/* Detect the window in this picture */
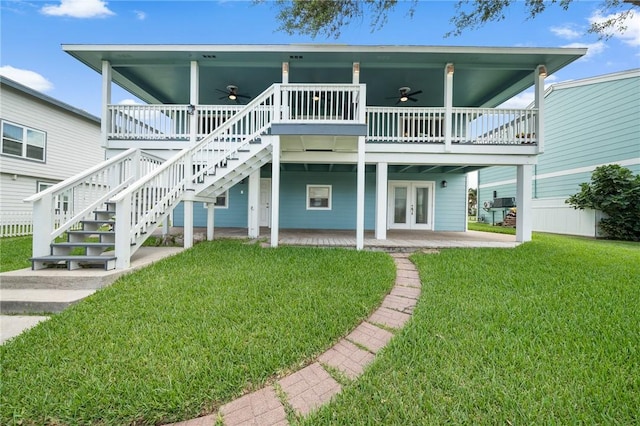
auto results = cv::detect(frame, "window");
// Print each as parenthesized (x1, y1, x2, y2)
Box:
(307, 185, 332, 210)
(204, 190, 229, 209)
(1, 120, 46, 162)
(36, 181, 70, 213)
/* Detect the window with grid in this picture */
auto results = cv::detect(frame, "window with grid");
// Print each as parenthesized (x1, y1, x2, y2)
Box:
(1, 120, 46, 162)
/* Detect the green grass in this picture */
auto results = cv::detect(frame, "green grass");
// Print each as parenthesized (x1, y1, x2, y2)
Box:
(301, 234, 640, 424)
(468, 221, 516, 234)
(0, 236, 32, 272)
(0, 240, 395, 425)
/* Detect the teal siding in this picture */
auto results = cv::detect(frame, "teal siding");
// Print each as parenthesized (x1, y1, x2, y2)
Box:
(479, 72, 640, 213)
(173, 169, 467, 231)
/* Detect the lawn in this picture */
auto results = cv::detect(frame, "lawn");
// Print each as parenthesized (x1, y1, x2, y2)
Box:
(0, 236, 32, 272)
(468, 221, 516, 235)
(302, 234, 640, 424)
(0, 240, 396, 425)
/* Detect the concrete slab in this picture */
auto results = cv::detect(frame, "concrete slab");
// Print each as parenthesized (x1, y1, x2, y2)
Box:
(0, 289, 95, 314)
(0, 315, 49, 344)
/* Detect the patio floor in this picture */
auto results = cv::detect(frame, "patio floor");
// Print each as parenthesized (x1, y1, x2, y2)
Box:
(171, 227, 519, 250)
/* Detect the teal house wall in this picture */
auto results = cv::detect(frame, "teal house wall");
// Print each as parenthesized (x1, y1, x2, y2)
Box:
(478, 69, 640, 234)
(173, 168, 467, 231)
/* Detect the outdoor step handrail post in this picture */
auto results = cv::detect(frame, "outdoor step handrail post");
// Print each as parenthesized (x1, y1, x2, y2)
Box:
(114, 193, 132, 269)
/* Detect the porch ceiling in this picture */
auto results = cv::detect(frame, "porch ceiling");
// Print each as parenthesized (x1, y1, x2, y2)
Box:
(273, 163, 482, 175)
(63, 44, 585, 108)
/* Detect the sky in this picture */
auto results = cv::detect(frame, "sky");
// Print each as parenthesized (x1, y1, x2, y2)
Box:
(0, 0, 639, 187)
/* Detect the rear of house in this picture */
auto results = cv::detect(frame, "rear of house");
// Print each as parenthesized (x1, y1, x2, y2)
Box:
(0, 77, 104, 236)
(478, 69, 640, 237)
(27, 44, 586, 269)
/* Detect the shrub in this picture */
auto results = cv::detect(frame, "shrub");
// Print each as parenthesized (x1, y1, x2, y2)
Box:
(566, 164, 640, 241)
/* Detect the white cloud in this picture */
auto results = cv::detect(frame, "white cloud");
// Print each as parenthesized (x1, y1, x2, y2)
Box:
(499, 76, 559, 109)
(134, 10, 146, 20)
(118, 99, 141, 105)
(590, 10, 640, 47)
(561, 41, 607, 60)
(41, 0, 114, 18)
(551, 25, 581, 40)
(0, 66, 53, 92)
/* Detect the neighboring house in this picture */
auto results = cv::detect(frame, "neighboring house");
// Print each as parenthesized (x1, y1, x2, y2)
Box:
(478, 69, 640, 237)
(0, 77, 104, 236)
(28, 44, 585, 269)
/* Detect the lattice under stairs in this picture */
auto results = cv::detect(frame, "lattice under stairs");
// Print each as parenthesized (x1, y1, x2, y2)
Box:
(30, 202, 117, 270)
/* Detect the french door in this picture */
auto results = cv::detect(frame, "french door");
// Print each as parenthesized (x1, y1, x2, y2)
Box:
(388, 181, 435, 230)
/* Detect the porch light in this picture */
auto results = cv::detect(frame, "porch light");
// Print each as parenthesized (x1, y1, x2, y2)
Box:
(441, 180, 447, 188)
(400, 95, 409, 102)
(538, 65, 548, 77)
(446, 64, 454, 75)
(282, 62, 289, 74)
(313, 92, 321, 101)
(187, 104, 195, 115)
(228, 93, 237, 101)
(353, 62, 360, 74)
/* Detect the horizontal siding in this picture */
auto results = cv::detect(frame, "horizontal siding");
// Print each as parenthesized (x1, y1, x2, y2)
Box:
(174, 169, 467, 231)
(477, 166, 516, 185)
(0, 173, 49, 211)
(0, 85, 104, 182)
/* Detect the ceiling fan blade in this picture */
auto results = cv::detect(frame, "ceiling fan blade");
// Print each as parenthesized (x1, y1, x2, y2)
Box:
(215, 88, 230, 95)
(395, 99, 401, 105)
(386, 95, 400, 99)
(219, 95, 229, 100)
(406, 90, 422, 97)
(236, 94, 251, 99)
(408, 97, 419, 102)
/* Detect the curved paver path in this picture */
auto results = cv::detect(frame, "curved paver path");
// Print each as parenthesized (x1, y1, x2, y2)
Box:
(167, 252, 421, 426)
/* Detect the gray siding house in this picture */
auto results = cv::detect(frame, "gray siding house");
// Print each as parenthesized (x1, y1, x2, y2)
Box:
(478, 69, 640, 236)
(0, 77, 104, 236)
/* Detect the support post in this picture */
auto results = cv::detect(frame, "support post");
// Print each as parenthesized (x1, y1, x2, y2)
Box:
(535, 64, 546, 154)
(247, 169, 260, 238)
(444, 63, 454, 152)
(270, 139, 280, 247)
(183, 199, 194, 249)
(206, 203, 215, 241)
(101, 60, 111, 149)
(516, 164, 533, 242)
(356, 136, 366, 250)
(375, 162, 388, 240)
(189, 61, 199, 146)
(114, 196, 131, 269)
(31, 196, 53, 259)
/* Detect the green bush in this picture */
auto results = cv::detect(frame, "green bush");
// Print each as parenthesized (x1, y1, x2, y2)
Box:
(566, 164, 640, 241)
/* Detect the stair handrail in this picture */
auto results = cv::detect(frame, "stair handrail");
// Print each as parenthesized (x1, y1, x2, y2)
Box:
(25, 148, 165, 259)
(110, 84, 279, 269)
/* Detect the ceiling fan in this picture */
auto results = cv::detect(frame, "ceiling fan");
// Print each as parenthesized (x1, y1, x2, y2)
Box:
(216, 85, 251, 103)
(387, 86, 422, 105)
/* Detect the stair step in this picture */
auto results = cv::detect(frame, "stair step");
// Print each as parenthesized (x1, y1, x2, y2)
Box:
(0, 289, 96, 314)
(81, 219, 116, 225)
(67, 230, 114, 236)
(51, 242, 114, 248)
(31, 255, 117, 271)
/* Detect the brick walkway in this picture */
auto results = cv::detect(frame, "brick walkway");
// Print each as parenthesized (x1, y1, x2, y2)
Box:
(166, 252, 422, 426)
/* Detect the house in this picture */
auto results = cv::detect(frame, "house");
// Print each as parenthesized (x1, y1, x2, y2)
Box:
(0, 76, 104, 236)
(478, 69, 640, 237)
(27, 44, 586, 270)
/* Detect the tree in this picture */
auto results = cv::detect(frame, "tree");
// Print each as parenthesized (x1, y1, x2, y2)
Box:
(566, 164, 640, 241)
(269, 0, 639, 39)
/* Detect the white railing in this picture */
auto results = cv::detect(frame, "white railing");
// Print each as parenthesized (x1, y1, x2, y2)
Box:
(452, 108, 538, 145)
(25, 148, 164, 258)
(368, 107, 445, 143)
(1, 211, 33, 237)
(106, 84, 364, 141)
(280, 84, 363, 123)
(110, 84, 280, 269)
(368, 107, 537, 145)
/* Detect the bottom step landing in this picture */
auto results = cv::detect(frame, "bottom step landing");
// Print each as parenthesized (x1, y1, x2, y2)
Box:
(31, 255, 117, 271)
(0, 289, 96, 314)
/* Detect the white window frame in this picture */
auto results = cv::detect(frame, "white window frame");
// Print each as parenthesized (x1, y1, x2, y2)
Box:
(203, 190, 229, 209)
(1, 120, 46, 162)
(306, 184, 332, 210)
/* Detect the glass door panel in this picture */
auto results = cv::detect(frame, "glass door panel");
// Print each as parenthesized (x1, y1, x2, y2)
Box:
(394, 186, 408, 224)
(414, 187, 429, 225)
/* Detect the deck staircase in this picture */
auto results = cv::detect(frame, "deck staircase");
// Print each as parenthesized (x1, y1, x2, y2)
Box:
(26, 84, 278, 271)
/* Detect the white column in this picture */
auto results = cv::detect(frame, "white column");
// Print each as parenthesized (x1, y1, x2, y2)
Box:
(183, 200, 194, 248)
(444, 63, 454, 152)
(206, 203, 215, 241)
(270, 139, 280, 247)
(189, 60, 199, 145)
(282, 62, 289, 84)
(101, 60, 111, 149)
(516, 164, 533, 242)
(356, 136, 366, 250)
(375, 162, 388, 240)
(535, 65, 546, 154)
(247, 170, 260, 238)
(352, 62, 360, 84)
(162, 216, 170, 237)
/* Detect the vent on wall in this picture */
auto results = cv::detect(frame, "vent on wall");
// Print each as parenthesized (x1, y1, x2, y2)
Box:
(202, 54, 217, 59)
